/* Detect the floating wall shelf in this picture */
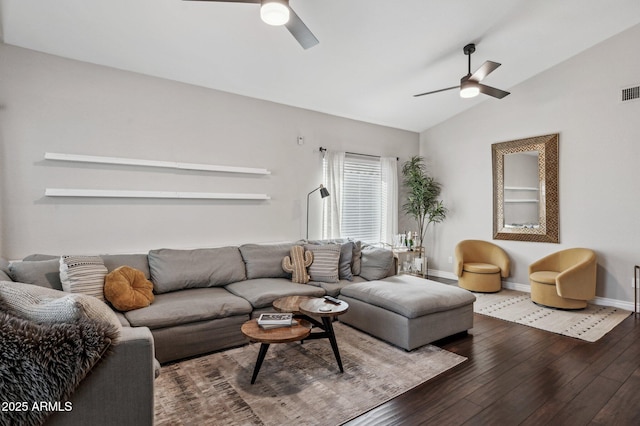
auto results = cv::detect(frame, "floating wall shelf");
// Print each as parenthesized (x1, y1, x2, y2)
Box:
(504, 199, 539, 203)
(45, 189, 270, 200)
(504, 186, 539, 191)
(44, 152, 271, 175)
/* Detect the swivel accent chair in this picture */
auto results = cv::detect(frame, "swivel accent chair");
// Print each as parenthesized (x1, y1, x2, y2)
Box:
(454, 240, 510, 293)
(529, 248, 597, 309)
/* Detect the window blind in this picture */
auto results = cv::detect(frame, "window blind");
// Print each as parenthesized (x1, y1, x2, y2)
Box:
(339, 154, 382, 243)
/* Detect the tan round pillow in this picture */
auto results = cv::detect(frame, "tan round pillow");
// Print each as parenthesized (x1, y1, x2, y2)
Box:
(104, 266, 154, 312)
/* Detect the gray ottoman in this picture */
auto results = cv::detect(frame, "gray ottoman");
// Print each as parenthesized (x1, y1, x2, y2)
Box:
(338, 274, 476, 350)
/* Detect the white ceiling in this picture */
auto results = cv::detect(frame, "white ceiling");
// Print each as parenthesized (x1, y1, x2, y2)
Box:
(2, 0, 640, 132)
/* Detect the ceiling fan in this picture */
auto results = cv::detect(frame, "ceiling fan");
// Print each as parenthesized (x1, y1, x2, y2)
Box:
(184, 0, 319, 49)
(414, 43, 510, 99)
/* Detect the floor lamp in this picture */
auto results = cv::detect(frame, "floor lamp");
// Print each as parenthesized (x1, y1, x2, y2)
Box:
(306, 184, 330, 239)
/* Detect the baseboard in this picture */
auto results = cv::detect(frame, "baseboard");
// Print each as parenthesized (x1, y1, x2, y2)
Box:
(591, 296, 635, 312)
(427, 269, 636, 312)
(426, 269, 457, 281)
(502, 280, 532, 293)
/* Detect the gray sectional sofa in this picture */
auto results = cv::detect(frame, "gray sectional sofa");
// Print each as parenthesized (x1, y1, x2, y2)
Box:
(0, 240, 475, 426)
(6, 241, 387, 364)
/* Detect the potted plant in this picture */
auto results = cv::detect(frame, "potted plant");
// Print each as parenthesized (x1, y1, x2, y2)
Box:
(401, 156, 447, 271)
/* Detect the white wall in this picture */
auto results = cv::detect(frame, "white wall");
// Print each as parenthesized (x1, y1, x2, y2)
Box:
(421, 23, 640, 307)
(0, 44, 418, 259)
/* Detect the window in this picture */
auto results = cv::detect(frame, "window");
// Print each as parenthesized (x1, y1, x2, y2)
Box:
(340, 154, 382, 242)
(322, 152, 397, 244)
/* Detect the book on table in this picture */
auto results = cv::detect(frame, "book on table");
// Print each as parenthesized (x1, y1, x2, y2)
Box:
(257, 313, 297, 329)
(259, 319, 299, 330)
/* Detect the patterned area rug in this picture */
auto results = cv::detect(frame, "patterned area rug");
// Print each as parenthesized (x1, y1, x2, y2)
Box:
(473, 289, 631, 342)
(154, 322, 466, 425)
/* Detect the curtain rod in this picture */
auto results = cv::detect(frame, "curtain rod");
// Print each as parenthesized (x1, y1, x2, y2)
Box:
(319, 147, 398, 161)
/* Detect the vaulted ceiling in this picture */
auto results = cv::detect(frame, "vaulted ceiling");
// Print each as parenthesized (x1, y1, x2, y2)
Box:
(2, 0, 640, 132)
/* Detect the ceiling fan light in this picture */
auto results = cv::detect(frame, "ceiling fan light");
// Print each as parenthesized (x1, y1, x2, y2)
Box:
(260, 1, 290, 26)
(460, 80, 480, 98)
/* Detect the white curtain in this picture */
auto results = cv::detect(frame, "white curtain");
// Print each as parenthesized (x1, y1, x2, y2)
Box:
(322, 151, 344, 239)
(381, 156, 398, 246)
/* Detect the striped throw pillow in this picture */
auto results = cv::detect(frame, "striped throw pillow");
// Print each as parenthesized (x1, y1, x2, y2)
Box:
(0, 281, 121, 332)
(305, 244, 341, 283)
(59, 255, 108, 301)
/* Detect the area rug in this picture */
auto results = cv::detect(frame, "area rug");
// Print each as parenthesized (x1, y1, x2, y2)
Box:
(154, 322, 466, 425)
(473, 289, 631, 342)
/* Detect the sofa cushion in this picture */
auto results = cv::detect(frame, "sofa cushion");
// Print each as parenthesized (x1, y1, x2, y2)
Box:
(359, 245, 394, 281)
(351, 241, 362, 275)
(337, 242, 355, 280)
(0, 258, 12, 281)
(463, 262, 501, 274)
(149, 247, 247, 294)
(101, 254, 151, 279)
(305, 244, 341, 283)
(339, 274, 476, 319)
(123, 287, 252, 329)
(239, 243, 293, 279)
(225, 278, 325, 309)
(22, 254, 59, 261)
(59, 255, 108, 301)
(104, 266, 155, 312)
(9, 259, 63, 290)
(530, 270, 559, 285)
(0, 281, 121, 332)
(312, 275, 367, 297)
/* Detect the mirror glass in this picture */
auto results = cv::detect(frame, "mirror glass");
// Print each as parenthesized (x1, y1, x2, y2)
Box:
(492, 134, 559, 243)
(503, 151, 540, 229)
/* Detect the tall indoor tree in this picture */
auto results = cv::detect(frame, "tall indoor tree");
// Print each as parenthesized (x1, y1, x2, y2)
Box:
(401, 156, 448, 256)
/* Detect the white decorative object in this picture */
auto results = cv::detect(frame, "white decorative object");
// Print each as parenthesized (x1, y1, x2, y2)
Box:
(44, 152, 271, 175)
(45, 189, 270, 200)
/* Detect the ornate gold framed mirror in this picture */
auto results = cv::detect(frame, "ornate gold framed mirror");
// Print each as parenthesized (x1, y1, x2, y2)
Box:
(492, 133, 559, 243)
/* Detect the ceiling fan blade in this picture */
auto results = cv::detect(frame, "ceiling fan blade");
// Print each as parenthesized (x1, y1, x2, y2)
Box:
(413, 85, 459, 97)
(285, 7, 318, 49)
(478, 84, 510, 99)
(470, 61, 501, 82)
(182, 0, 260, 3)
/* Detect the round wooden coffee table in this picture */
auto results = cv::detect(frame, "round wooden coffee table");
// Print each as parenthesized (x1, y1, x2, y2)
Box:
(272, 295, 313, 314)
(299, 297, 349, 317)
(272, 296, 349, 374)
(241, 319, 311, 384)
(299, 297, 349, 373)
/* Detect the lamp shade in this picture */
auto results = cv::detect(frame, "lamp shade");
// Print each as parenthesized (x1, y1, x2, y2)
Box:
(320, 186, 330, 198)
(260, 0, 290, 26)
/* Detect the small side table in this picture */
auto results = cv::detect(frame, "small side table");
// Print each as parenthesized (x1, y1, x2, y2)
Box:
(393, 248, 428, 278)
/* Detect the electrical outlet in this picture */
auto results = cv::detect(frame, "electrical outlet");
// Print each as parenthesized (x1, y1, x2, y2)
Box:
(448, 256, 453, 264)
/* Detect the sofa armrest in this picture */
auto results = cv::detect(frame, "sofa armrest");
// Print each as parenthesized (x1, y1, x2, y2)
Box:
(45, 326, 156, 426)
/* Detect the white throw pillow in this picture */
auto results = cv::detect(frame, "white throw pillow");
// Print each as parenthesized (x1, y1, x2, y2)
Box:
(0, 281, 121, 332)
(305, 244, 341, 283)
(60, 255, 108, 301)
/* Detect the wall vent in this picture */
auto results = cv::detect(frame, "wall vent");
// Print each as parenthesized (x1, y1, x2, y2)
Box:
(621, 85, 640, 102)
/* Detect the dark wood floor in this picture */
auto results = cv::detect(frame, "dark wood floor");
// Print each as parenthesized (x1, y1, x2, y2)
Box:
(345, 279, 640, 426)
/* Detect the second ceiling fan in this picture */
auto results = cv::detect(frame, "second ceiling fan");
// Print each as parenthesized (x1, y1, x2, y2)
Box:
(414, 43, 510, 99)
(184, 0, 319, 49)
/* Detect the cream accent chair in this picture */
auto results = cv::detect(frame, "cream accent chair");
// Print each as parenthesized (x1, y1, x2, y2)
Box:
(454, 240, 510, 293)
(529, 248, 597, 310)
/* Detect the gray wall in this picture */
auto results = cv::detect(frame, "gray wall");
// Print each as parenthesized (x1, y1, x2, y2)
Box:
(421, 23, 640, 307)
(0, 44, 419, 259)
